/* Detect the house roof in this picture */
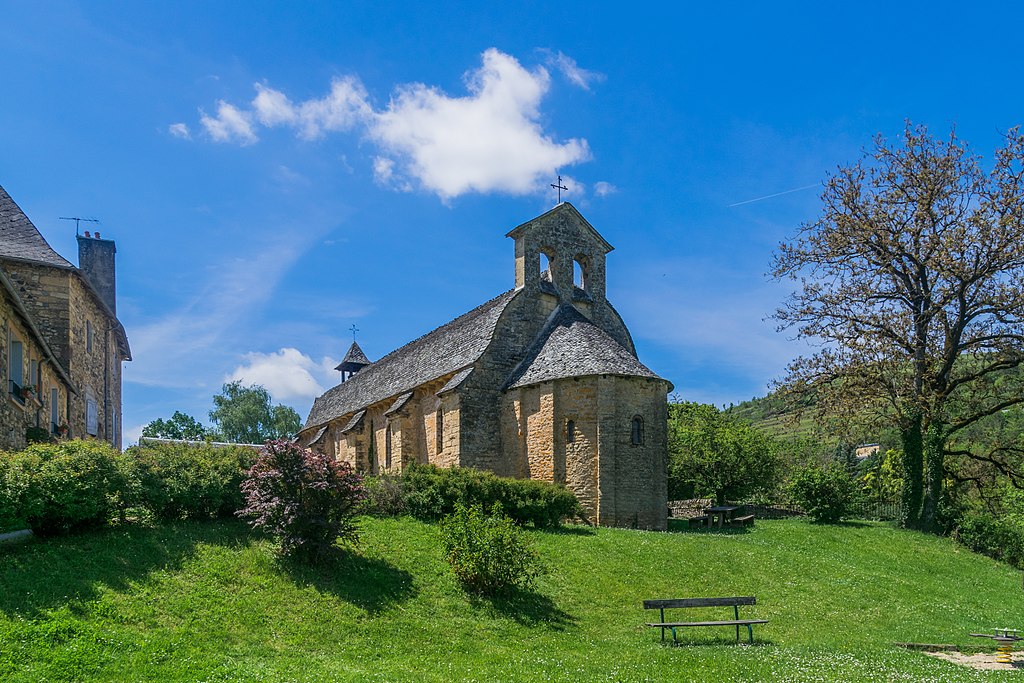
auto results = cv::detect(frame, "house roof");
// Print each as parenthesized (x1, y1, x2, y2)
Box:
(0, 185, 75, 268)
(505, 304, 669, 390)
(334, 341, 371, 372)
(0, 184, 131, 361)
(304, 289, 520, 429)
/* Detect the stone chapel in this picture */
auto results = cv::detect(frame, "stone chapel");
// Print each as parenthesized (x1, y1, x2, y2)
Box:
(299, 203, 671, 529)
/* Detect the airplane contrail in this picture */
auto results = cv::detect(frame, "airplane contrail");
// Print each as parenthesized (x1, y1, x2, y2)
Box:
(728, 183, 819, 207)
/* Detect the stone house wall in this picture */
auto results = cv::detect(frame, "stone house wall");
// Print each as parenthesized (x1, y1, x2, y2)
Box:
(0, 284, 72, 451)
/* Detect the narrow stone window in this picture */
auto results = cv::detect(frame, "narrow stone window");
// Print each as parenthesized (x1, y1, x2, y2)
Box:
(573, 259, 585, 290)
(50, 387, 60, 433)
(539, 251, 554, 282)
(435, 408, 444, 455)
(631, 415, 644, 446)
(86, 320, 93, 353)
(86, 394, 99, 436)
(566, 419, 576, 444)
(385, 421, 393, 469)
(8, 333, 24, 399)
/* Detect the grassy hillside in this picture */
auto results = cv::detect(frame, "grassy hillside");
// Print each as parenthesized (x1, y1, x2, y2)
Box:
(1, 517, 1021, 682)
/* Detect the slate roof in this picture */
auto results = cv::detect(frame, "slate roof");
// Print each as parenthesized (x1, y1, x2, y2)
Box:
(335, 341, 371, 372)
(304, 289, 520, 429)
(505, 304, 667, 390)
(0, 185, 75, 268)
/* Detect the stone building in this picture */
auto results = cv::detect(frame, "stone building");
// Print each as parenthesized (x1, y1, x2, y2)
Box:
(299, 203, 671, 529)
(0, 184, 131, 451)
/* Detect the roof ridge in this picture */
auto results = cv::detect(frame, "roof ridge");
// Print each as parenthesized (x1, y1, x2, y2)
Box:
(0, 185, 76, 269)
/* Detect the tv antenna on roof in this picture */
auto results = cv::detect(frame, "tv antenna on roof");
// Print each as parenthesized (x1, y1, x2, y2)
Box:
(59, 216, 100, 235)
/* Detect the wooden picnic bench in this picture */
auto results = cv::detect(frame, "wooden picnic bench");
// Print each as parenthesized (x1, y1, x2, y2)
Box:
(644, 596, 768, 644)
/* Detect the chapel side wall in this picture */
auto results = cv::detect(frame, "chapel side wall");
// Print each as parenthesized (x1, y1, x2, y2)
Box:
(603, 376, 668, 530)
(555, 376, 600, 525)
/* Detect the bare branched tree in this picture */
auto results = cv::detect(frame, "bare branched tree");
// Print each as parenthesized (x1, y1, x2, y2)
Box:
(772, 123, 1024, 532)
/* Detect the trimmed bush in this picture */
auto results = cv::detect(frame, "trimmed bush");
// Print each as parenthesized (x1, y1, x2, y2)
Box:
(953, 513, 1024, 568)
(238, 440, 366, 562)
(399, 464, 582, 528)
(439, 502, 541, 595)
(0, 440, 122, 535)
(123, 441, 257, 520)
(789, 464, 861, 523)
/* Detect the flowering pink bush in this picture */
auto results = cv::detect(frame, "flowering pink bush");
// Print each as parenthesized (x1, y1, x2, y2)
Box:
(239, 440, 365, 561)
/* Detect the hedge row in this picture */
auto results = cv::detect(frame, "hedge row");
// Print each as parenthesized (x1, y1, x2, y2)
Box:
(0, 440, 257, 535)
(364, 463, 583, 528)
(953, 513, 1024, 569)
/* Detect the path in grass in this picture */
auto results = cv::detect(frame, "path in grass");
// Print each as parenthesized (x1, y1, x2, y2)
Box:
(1, 517, 1021, 682)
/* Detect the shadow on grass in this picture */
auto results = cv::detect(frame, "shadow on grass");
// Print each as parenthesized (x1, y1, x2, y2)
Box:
(536, 525, 596, 536)
(0, 520, 253, 617)
(666, 519, 753, 535)
(470, 586, 576, 629)
(283, 549, 416, 615)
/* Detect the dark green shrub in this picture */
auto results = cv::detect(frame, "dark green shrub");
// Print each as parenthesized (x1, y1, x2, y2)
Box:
(25, 426, 52, 445)
(0, 450, 43, 532)
(439, 502, 540, 595)
(14, 441, 122, 534)
(789, 464, 861, 523)
(953, 513, 1024, 568)
(400, 464, 581, 528)
(124, 442, 257, 520)
(239, 440, 366, 562)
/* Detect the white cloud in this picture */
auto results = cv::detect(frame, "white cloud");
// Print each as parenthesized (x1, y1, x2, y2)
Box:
(370, 49, 590, 199)
(189, 49, 592, 199)
(594, 181, 618, 197)
(124, 423, 146, 447)
(543, 50, 605, 91)
(200, 101, 258, 144)
(168, 122, 191, 139)
(225, 347, 336, 402)
(253, 77, 371, 140)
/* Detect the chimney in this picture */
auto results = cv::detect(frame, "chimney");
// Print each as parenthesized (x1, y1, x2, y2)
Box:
(77, 233, 117, 315)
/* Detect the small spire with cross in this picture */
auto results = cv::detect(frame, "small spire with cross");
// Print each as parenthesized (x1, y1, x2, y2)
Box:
(551, 175, 568, 203)
(349, 324, 359, 341)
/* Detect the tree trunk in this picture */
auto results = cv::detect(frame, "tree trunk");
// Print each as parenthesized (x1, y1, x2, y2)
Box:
(899, 413, 924, 529)
(919, 422, 946, 533)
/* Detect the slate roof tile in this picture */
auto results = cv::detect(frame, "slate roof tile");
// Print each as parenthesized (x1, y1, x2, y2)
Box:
(0, 185, 75, 268)
(505, 304, 666, 389)
(305, 289, 519, 429)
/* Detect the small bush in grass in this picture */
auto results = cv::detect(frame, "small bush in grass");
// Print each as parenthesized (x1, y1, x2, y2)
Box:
(363, 473, 408, 517)
(789, 464, 861, 523)
(124, 442, 257, 520)
(953, 513, 1024, 568)
(439, 502, 540, 595)
(238, 440, 365, 562)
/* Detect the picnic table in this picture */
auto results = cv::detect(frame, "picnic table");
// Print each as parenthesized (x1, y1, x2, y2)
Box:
(706, 505, 738, 528)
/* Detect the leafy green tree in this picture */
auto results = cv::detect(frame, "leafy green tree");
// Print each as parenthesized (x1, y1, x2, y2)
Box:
(141, 411, 208, 441)
(208, 382, 303, 444)
(668, 402, 780, 504)
(772, 124, 1024, 532)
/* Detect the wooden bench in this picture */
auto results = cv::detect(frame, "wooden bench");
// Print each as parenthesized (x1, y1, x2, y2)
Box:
(644, 596, 768, 644)
(733, 514, 755, 526)
(687, 515, 711, 528)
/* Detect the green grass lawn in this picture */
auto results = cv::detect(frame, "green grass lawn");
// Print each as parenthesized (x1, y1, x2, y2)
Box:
(1, 517, 1022, 682)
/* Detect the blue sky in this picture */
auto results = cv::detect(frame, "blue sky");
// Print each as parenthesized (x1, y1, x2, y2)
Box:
(2, 1, 1023, 444)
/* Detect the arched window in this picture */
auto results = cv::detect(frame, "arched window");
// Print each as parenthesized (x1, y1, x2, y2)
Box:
(631, 415, 644, 446)
(539, 251, 553, 282)
(573, 257, 586, 290)
(566, 419, 576, 444)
